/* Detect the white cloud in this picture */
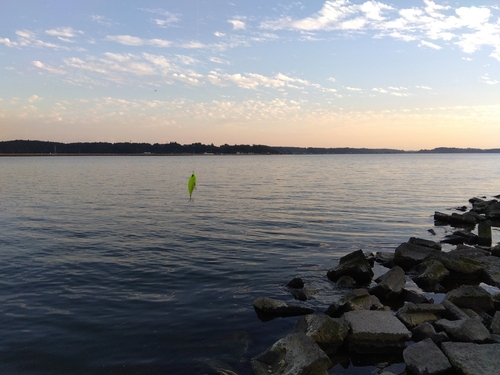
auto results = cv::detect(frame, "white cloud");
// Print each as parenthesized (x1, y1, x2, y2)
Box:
(46, 27, 81, 39)
(346, 86, 362, 91)
(214, 32, 226, 37)
(106, 35, 172, 47)
(28, 95, 42, 102)
(480, 74, 499, 85)
(228, 19, 246, 30)
(0, 37, 16, 47)
(419, 40, 442, 49)
(32, 61, 67, 74)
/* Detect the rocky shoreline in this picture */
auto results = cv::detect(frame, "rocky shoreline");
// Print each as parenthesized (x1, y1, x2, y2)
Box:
(250, 196, 500, 375)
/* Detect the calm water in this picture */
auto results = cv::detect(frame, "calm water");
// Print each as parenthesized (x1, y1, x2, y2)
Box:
(0, 154, 499, 374)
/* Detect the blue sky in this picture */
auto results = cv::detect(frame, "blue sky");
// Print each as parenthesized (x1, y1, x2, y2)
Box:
(1, 0, 499, 150)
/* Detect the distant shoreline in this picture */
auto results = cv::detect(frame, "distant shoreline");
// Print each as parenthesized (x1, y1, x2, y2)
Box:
(1, 140, 499, 155)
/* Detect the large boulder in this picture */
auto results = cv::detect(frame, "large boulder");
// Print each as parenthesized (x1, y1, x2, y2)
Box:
(411, 322, 449, 345)
(444, 285, 494, 312)
(408, 237, 442, 251)
(403, 338, 452, 375)
(396, 303, 446, 329)
(251, 333, 331, 375)
(434, 318, 491, 343)
(441, 342, 500, 375)
(411, 259, 450, 289)
(394, 242, 436, 270)
(252, 297, 314, 321)
(294, 314, 348, 353)
(490, 311, 500, 335)
(327, 250, 374, 284)
(325, 288, 385, 318)
(344, 310, 412, 353)
(369, 266, 406, 300)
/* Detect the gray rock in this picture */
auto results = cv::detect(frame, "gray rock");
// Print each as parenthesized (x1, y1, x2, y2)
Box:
(335, 275, 356, 289)
(370, 266, 406, 300)
(412, 259, 450, 287)
(441, 342, 500, 375)
(344, 310, 412, 353)
(442, 300, 470, 320)
(294, 314, 348, 353)
(444, 285, 494, 312)
(478, 220, 492, 247)
(435, 318, 491, 343)
(396, 303, 446, 329)
(430, 251, 485, 279)
(403, 338, 452, 375)
(251, 333, 331, 375)
(485, 200, 500, 219)
(408, 237, 442, 250)
(394, 242, 436, 270)
(325, 288, 385, 318)
(375, 251, 395, 268)
(327, 249, 374, 284)
(490, 311, 500, 334)
(449, 212, 477, 225)
(252, 297, 314, 321)
(287, 277, 304, 289)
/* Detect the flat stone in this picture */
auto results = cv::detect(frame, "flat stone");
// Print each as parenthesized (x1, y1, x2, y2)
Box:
(252, 297, 314, 321)
(325, 288, 385, 318)
(396, 303, 446, 329)
(403, 338, 452, 375)
(435, 318, 491, 343)
(444, 285, 494, 312)
(441, 342, 500, 375)
(408, 237, 442, 250)
(344, 310, 411, 353)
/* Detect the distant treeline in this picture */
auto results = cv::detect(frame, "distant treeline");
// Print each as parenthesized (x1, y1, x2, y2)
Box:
(0, 140, 279, 155)
(0, 140, 499, 155)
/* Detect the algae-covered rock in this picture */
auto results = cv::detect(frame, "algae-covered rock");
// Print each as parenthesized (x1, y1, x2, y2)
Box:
(327, 249, 374, 284)
(444, 285, 494, 312)
(294, 314, 348, 353)
(325, 288, 385, 318)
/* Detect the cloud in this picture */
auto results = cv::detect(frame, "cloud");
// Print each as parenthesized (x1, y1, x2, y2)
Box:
(106, 35, 172, 47)
(28, 95, 42, 102)
(228, 19, 246, 30)
(142, 8, 181, 27)
(45, 27, 81, 39)
(32, 61, 67, 74)
(260, 1, 500, 61)
(480, 74, 499, 85)
(419, 40, 442, 49)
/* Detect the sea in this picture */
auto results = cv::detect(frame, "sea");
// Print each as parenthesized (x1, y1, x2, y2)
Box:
(0, 154, 499, 375)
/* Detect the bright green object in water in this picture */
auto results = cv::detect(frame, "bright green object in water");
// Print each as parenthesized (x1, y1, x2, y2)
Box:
(188, 173, 196, 201)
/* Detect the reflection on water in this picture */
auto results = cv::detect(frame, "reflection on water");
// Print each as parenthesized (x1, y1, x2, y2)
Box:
(0, 154, 499, 374)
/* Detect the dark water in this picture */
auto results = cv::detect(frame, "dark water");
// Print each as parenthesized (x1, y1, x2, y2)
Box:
(1, 154, 499, 374)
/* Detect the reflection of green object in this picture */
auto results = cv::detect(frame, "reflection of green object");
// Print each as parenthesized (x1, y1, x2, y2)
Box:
(188, 173, 196, 199)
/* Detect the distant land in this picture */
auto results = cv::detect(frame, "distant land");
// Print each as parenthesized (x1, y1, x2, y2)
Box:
(1, 140, 499, 155)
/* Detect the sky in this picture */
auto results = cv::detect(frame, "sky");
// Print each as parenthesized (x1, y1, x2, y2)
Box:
(1, 0, 499, 150)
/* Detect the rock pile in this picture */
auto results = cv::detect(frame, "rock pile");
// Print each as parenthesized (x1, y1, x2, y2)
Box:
(251, 196, 500, 375)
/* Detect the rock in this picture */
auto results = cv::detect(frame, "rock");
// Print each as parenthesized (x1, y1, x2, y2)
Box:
(287, 277, 304, 289)
(491, 244, 500, 257)
(252, 297, 314, 321)
(396, 303, 446, 329)
(490, 311, 500, 334)
(370, 266, 406, 300)
(412, 322, 449, 345)
(394, 242, 436, 271)
(485, 200, 500, 219)
(442, 300, 470, 320)
(434, 318, 491, 343)
(430, 251, 485, 280)
(327, 249, 374, 284)
(403, 338, 452, 375)
(434, 211, 451, 223)
(449, 212, 477, 226)
(408, 237, 442, 251)
(452, 230, 478, 245)
(375, 251, 395, 268)
(344, 310, 412, 353)
(290, 289, 308, 301)
(251, 333, 331, 375)
(412, 259, 450, 288)
(441, 342, 500, 375)
(441, 234, 466, 245)
(325, 288, 385, 318)
(478, 220, 492, 247)
(444, 285, 494, 312)
(335, 275, 356, 289)
(294, 314, 348, 353)
(401, 289, 434, 304)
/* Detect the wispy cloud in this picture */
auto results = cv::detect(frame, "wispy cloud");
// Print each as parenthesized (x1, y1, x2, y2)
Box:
(106, 35, 172, 47)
